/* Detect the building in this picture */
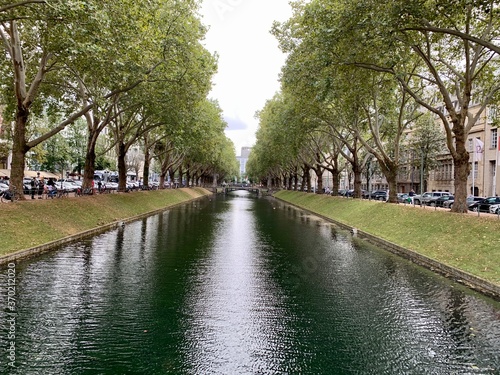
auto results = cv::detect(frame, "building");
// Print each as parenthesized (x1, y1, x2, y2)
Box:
(236, 147, 252, 179)
(426, 105, 499, 197)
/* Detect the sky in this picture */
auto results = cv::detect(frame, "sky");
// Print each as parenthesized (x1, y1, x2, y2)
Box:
(199, 0, 293, 156)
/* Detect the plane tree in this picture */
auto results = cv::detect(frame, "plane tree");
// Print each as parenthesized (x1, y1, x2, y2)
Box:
(0, 0, 217, 196)
(179, 99, 233, 187)
(276, 0, 500, 211)
(77, 0, 216, 190)
(0, 0, 106, 196)
(250, 93, 306, 188)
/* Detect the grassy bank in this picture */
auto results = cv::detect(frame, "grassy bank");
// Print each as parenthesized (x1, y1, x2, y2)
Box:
(0, 188, 211, 256)
(275, 190, 500, 286)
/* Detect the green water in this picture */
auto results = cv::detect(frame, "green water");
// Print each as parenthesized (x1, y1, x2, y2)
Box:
(1, 191, 499, 374)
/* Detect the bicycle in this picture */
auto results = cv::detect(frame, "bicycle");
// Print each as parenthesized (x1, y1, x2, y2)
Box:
(0, 185, 20, 203)
(75, 187, 94, 196)
(56, 189, 69, 198)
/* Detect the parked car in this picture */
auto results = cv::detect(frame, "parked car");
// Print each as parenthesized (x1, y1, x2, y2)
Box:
(468, 196, 500, 213)
(56, 179, 79, 192)
(369, 190, 388, 200)
(467, 196, 485, 206)
(397, 193, 411, 203)
(489, 203, 500, 214)
(343, 189, 367, 197)
(413, 191, 451, 206)
(442, 195, 484, 209)
(105, 181, 119, 190)
(434, 195, 454, 208)
(442, 197, 455, 208)
(0, 181, 8, 192)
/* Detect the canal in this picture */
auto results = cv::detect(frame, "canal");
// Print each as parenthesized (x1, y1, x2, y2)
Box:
(1, 191, 500, 374)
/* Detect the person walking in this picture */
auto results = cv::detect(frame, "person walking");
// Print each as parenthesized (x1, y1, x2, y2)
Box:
(38, 177, 45, 199)
(30, 177, 37, 199)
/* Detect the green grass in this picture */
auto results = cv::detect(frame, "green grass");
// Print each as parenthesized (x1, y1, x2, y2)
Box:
(0, 188, 211, 256)
(275, 190, 500, 286)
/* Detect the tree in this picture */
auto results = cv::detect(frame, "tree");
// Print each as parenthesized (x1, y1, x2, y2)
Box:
(76, 0, 215, 190)
(0, 0, 107, 197)
(276, 0, 500, 211)
(407, 114, 447, 193)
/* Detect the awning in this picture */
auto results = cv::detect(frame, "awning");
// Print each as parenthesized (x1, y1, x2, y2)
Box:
(40, 171, 60, 179)
(0, 169, 60, 179)
(23, 170, 38, 178)
(24, 170, 60, 179)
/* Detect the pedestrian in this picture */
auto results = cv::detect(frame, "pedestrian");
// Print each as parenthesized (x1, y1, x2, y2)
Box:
(46, 178, 56, 198)
(97, 180, 102, 193)
(38, 177, 44, 199)
(30, 177, 36, 199)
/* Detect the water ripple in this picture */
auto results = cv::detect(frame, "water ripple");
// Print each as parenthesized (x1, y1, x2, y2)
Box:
(0, 193, 499, 374)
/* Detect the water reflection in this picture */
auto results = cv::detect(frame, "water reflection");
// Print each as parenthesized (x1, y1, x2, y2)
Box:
(0, 191, 498, 374)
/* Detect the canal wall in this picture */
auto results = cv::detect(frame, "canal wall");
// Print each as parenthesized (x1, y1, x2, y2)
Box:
(0, 188, 212, 266)
(274, 192, 500, 301)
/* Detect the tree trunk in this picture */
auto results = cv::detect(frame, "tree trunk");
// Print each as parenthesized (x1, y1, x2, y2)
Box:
(185, 165, 190, 187)
(159, 173, 166, 189)
(451, 136, 471, 213)
(83, 132, 98, 190)
(10, 107, 29, 200)
(352, 163, 363, 199)
(169, 169, 176, 188)
(315, 168, 323, 193)
(142, 148, 150, 188)
(324, 166, 341, 196)
(178, 166, 183, 188)
(379, 160, 399, 203)
(117, 142, 127, 192)
(304, 166, 310, 192)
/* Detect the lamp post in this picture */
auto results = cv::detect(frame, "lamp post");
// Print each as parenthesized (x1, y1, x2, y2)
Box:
(420, 145, 425, 194)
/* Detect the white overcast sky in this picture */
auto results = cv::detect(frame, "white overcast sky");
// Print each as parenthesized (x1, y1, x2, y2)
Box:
(199, 0, 293, 156)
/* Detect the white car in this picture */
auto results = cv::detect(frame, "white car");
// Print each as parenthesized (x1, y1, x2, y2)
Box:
(0, 182, 9, 192)
(55, 180, 79, 192)
(489, 204, 500, 214)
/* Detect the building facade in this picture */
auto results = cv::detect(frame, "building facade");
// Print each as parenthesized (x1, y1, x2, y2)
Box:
(236, 147, 252, 180)
(427, 105, 498, 197)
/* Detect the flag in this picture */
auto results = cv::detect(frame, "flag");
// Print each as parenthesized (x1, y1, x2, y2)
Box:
(474, 138, 484, 161)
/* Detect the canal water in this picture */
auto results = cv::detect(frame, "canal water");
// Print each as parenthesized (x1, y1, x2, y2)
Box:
(1, 191, 500, 374)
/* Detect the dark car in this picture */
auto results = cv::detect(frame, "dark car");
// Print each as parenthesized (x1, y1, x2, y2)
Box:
(443, 196, 484, 209)
(434, 195, 454, 208)
(344, 189, 367, 198)
(468, 196, 500, 213)
(368, 190, 388, 200)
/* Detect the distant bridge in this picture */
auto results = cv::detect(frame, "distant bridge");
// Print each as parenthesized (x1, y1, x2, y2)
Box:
(214, 186, 273, 196)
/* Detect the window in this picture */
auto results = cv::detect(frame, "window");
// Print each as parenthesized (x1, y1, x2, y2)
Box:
(488, 106, 498, 123)
(492, 128, 498, 150)
(469, 162, 479, 179)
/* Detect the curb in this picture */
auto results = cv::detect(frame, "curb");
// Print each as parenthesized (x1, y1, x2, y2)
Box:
(0, 191, 211, 266)
(275, 196, 500, 301)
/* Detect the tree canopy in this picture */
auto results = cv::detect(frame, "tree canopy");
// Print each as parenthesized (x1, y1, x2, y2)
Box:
(0, 0, 237, 193)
